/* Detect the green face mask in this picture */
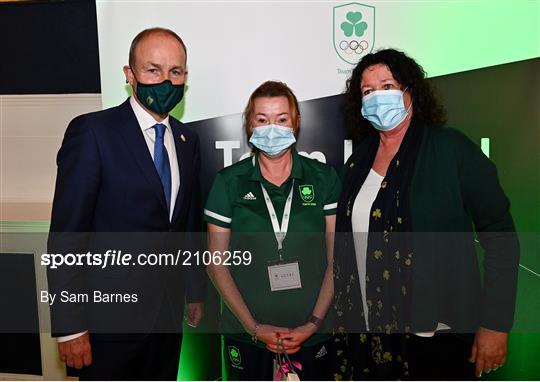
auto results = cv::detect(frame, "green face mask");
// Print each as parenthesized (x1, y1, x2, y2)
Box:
(135, 79, 185, 115)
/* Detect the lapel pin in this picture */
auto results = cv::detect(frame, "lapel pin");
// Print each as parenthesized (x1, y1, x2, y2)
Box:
(180, 134, 186, 142)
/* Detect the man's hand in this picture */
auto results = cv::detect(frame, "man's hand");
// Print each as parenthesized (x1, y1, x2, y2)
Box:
(58, 333, 92, 369)
(185, 302, 204, 327)
(469, 327, 508, 377)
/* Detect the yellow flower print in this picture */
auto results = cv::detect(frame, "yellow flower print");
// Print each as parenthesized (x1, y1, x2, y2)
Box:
(360, 334, 367, 343)
(372, 208, 382, 219)
(383, 352, 393, 362)
(395, 250, 400, 259)
(397, 217, 403, 224)
(405, 258, 411, 266)
(334, 373, 343, 381)
(374, 250, 382, 259)
(383, 270, 390, 280)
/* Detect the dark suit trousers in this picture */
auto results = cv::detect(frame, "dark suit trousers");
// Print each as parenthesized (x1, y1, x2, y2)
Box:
(71, 333, 182, 381)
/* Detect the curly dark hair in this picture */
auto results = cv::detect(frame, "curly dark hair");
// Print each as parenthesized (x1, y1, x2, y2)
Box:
(343, 48, 446, 138)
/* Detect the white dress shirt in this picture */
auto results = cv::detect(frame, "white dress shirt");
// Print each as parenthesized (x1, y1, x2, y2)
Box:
(129, 96, 180, 221)
(57, 97, 181, 343)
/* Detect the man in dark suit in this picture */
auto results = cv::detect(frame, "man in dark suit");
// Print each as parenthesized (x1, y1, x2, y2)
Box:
(47, 27, 205, 380)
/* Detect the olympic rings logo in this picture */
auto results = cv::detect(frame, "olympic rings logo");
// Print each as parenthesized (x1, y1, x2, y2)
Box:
(339, 40, 369, 55)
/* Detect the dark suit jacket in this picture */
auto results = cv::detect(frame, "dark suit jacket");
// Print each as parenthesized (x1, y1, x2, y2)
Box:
(47, 99, 205, 336)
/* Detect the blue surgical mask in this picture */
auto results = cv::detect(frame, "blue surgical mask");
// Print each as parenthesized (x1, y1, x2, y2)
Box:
(249, 124, 296, 157)
(361, 89, 411, 131)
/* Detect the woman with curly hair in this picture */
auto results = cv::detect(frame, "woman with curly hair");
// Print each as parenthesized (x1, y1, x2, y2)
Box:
(333, 49, 519, 380)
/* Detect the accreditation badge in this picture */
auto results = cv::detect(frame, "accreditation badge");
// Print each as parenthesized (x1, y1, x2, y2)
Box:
(267, 260, 302, 292)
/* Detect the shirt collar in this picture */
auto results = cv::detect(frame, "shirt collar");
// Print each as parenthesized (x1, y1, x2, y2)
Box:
(129, 95, 171, 132)
(249, 148, 304, 182)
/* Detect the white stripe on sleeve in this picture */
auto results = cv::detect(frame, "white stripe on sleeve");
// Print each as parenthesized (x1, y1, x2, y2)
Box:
(204, 209, 232, 224)
(323, 202, 338, 210)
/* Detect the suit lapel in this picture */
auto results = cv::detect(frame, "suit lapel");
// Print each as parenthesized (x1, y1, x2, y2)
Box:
(116, 100, 168, 213)
(170, 121, 187, 223)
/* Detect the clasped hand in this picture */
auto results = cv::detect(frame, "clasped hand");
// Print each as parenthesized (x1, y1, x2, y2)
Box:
(257, 323, 318, 354)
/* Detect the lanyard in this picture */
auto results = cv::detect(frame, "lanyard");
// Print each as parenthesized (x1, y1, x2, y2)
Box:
(260, 179, 295, 261)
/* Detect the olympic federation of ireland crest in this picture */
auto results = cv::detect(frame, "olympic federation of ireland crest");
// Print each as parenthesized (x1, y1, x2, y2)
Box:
(299, 185, 315, 203)
(228, 346, 242, 367)
(333, 3, 375, 65)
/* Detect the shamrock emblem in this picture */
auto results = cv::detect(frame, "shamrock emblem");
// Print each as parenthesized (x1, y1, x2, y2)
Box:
(228, 346, 241, 365)
(299, 185, 315, 202)
(341, 11, 368, 37)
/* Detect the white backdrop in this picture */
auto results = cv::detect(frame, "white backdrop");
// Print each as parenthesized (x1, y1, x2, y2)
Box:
(97, 1, 540, 123)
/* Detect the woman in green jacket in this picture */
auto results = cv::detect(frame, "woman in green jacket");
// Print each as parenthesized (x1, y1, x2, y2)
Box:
(333, 49, 519, 380)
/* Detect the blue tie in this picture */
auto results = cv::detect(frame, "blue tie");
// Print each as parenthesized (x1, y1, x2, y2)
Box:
(153, 123, 172, 212)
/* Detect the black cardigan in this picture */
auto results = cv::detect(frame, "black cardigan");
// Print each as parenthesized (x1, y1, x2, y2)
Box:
(338, 126, 519, 333)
